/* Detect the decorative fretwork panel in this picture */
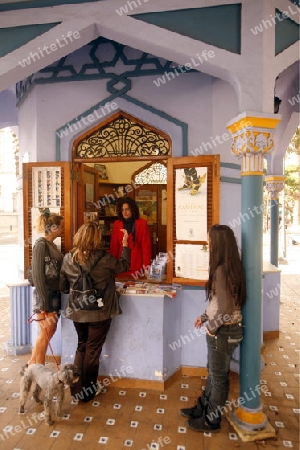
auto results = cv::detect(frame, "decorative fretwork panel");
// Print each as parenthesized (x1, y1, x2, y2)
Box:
(134, 162, 167, 184)
(16, 37, 197, 105)
(76, 114, 171, 158)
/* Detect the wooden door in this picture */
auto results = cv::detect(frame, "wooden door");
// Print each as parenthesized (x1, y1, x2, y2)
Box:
(77, 163, 99, 226)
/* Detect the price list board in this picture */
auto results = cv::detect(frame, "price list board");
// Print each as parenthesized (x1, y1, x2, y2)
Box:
(32, 167, 61, 208)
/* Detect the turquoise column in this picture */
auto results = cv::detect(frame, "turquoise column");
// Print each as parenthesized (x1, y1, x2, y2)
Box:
(265, 177, 285, 268)
(270, 199, 279, 266)
(227, 113, 281, 434)
(240, 175, 263, 409)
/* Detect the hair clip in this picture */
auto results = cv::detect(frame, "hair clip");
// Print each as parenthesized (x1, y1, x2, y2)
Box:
(39, 207, 51, 218)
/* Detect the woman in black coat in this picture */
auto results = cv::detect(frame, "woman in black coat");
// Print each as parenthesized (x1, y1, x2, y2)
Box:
(60, 222, 130, 402)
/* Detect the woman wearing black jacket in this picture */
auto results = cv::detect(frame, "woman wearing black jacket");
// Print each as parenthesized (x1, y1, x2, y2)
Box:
(60, 222, 130, 402)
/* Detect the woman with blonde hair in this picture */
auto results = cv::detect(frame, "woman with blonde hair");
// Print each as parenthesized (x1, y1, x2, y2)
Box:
(60, 222, 130, 402)
(28, 210, 64, 365)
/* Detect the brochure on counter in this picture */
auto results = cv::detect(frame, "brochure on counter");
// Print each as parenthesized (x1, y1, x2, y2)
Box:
(115, 281, 182, 298)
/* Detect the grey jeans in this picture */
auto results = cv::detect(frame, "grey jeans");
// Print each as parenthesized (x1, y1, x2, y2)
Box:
(200, 322, 243, 424)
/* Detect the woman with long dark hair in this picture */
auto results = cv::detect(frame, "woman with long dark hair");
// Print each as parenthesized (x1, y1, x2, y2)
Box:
(110, 197, 151, 277)
(180, 224, 246, 432)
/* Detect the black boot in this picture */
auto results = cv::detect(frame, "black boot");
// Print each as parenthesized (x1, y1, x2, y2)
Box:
(186, 399, 221, 433)
(187, 415, 220, 433)
(180, 404, 202, 419)
(180, 396, 204, 419)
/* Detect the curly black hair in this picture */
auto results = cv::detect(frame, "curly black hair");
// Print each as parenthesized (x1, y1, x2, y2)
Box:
(116, 197, 140, 221)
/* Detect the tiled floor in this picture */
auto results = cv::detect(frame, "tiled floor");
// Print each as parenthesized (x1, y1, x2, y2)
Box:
(0, 261, 299, 449)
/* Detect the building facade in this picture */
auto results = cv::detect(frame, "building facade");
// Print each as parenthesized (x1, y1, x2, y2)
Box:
(0, 0, 299, 435)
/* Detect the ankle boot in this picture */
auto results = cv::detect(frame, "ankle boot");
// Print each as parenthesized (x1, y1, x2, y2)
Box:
(187, 415, 220, 433)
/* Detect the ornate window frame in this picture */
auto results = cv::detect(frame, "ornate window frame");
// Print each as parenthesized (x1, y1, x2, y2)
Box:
(72, 111, 172, 162)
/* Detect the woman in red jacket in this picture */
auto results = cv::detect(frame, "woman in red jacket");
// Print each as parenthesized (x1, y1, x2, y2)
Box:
(110, 197, 151, 278)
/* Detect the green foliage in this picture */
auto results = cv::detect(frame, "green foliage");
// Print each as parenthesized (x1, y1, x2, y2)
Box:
(284, 127, 300, 224)
(286, 126, 300, 155)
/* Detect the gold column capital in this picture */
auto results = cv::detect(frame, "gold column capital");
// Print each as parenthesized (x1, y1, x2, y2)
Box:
(226, 112, 281, 176)
(265, 175, 285, 200)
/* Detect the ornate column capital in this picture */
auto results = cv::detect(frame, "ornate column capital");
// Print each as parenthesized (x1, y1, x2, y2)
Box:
(226, 112, 281, 176)
(265, 175, 285, 200)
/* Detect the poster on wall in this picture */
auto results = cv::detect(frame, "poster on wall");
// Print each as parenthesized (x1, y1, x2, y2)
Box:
(32, 167, 61, 208)
(175, 243, 209, 280)
(175, 167, 207, 241)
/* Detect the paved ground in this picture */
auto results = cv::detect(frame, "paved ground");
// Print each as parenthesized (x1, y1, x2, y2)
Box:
(0, 241, 299, 450)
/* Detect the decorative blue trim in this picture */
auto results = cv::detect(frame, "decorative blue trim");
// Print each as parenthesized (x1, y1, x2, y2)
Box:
(132, 4, 242, 54)
(16, 36, 197, 106)
(220, 177, 241, 184)
(0, 0, 100, 12)
(275, 8, 300, 55)
(182, 286, 205, 291)
(55, 133, 61, 163)
(56, 93, 188, 161)
(220, 162, 241, 170)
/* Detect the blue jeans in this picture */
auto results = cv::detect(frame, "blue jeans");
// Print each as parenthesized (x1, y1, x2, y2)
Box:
(199, 322, 243, 425)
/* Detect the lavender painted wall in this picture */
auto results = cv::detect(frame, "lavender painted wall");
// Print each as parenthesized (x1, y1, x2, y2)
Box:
(18, 44, 244, 376)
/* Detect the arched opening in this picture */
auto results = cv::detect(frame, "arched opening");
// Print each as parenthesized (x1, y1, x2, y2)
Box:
(71, 111, 171, 257)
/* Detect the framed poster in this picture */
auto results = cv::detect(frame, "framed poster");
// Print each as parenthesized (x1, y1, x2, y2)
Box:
(136, 200, 157, 225)
(167, 155, 220, 286)
(175, 243, 209, 279)
(175, 167, 207, 241)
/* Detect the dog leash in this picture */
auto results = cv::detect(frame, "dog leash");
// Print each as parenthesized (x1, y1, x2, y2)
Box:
(27, 312, 61, 371)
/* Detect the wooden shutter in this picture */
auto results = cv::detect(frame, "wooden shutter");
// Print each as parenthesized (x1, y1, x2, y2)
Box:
(23, 162, 71, 276)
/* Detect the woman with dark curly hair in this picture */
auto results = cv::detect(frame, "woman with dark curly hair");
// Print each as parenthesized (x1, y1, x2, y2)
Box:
(180, 224, 246, 433)
(110, 197, 151, 277)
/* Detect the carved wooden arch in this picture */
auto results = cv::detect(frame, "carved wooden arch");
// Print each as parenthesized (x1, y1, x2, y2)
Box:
(131, 161, 167, 185)
(72, 111, 172, 162)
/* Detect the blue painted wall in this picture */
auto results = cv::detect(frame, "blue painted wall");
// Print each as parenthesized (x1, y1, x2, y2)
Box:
(275, 9, 300, 55)
(0, 0, 100, 12)
(0, 23, 60, 58)
(133, 4, 242, 54)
